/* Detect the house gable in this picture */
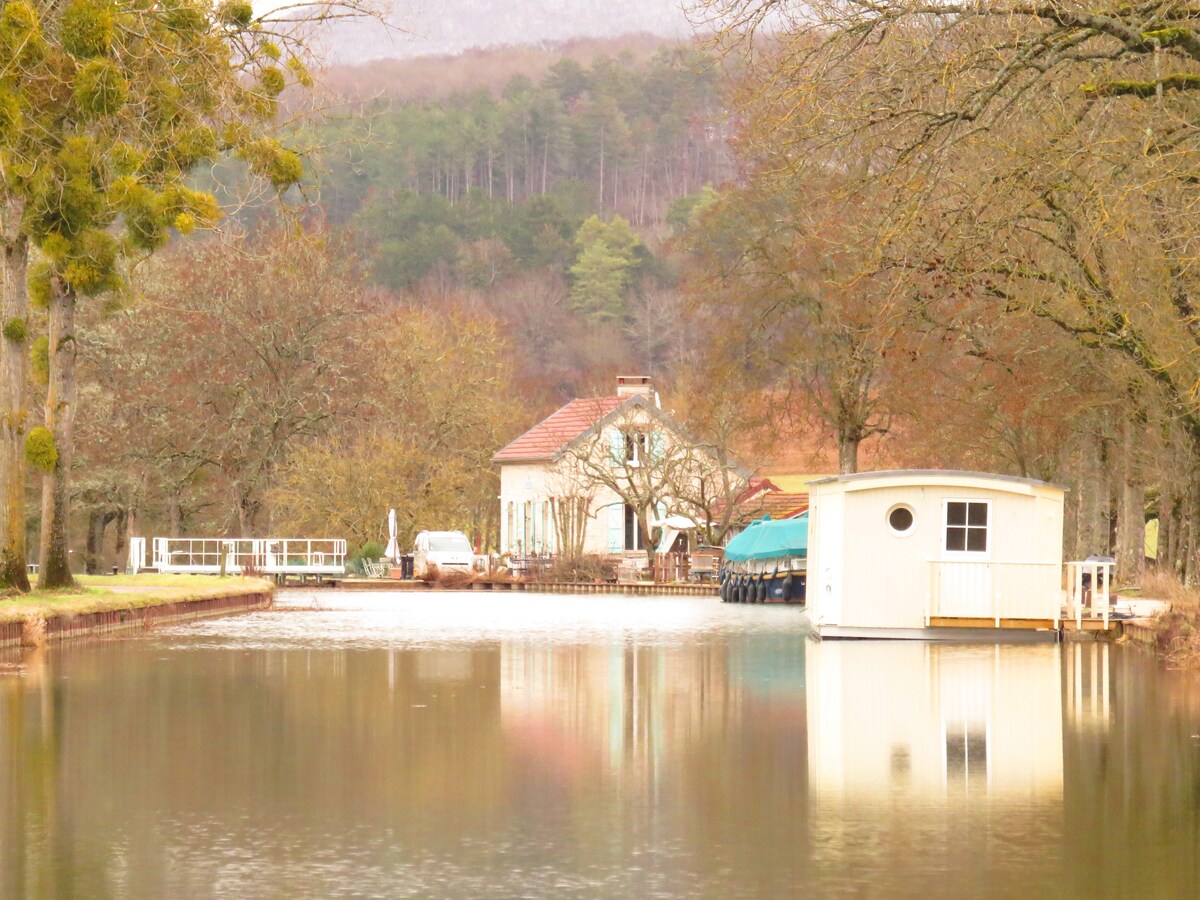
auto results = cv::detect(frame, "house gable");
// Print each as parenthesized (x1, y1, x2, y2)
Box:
(553, 394, 691, 462)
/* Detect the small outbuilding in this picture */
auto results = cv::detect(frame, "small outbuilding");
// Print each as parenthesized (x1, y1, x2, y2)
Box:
(807, 471, 1065, 640)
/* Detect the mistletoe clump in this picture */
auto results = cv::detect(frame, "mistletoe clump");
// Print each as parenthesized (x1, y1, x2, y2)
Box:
(25, 426, 58, 473)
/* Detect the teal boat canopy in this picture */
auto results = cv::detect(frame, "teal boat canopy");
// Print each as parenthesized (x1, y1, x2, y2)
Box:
(723, 512, 808, 562)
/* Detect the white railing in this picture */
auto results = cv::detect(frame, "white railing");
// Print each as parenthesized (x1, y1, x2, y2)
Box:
(128, 536, 146, 574)
(927, 560, 1063, 627)
(1064, 559, 1115, 629)
(151, 538, 346, 576)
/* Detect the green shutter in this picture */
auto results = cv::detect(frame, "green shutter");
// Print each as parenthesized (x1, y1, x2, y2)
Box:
(609, 429, 624, 467)
(649, 430, 664, 461)
(608, 504, 623, 552)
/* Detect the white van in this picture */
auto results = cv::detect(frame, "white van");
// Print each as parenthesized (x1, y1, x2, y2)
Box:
(413, 531, 474, 580)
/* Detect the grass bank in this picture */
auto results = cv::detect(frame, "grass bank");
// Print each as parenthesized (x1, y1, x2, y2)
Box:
(0, 575, 274, 625)
(1123, 570, 1200, 667)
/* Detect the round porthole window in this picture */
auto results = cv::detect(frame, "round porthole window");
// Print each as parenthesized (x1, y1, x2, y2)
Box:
(887, 504, 915, 535)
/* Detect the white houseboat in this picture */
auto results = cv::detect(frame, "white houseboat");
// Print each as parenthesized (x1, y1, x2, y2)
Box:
(806, 470, 1065, 640)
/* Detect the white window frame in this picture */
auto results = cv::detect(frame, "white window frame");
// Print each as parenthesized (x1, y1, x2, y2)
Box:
(623, 430, 647, 468)
(942, 499, 990, 559)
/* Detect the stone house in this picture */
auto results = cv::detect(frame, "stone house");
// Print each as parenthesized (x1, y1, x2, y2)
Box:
(493, 377, 726, 559)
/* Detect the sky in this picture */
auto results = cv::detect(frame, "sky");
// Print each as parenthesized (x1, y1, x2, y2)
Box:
(297, 0, 699, 64)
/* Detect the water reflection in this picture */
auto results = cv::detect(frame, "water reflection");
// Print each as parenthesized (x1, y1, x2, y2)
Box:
(808, 642, 1064, 800)
(0, 593, 1198, 896)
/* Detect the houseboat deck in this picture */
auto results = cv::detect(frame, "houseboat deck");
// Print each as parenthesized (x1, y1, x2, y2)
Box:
(821, 613, 1139, 642)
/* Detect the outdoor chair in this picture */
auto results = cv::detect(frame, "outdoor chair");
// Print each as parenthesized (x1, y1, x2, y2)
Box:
(688, 551, 718, 583)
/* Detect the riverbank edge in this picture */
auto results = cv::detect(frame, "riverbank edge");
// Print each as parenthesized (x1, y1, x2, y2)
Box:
(322, 579, 720, 596)
(0, 588, 274, 650)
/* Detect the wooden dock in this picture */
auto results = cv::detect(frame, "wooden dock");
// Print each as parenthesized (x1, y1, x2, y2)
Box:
(304, 578, 719, 596)
(929, 614, 1150, 640)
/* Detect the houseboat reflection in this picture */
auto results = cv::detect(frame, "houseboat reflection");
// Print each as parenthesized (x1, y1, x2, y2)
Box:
(806, 641, 1066, 800)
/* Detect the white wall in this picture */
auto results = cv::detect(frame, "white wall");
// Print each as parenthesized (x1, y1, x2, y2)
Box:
(497, 459, 632, 556)
(809, 475, 1064, 629)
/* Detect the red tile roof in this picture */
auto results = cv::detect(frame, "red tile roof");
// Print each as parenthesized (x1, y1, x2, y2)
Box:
(713, 480, 809, 523)
(493, 396, 627, 463)
(753, 492, 809, 520)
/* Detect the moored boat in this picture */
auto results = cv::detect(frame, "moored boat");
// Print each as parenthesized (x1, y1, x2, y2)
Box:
(719, 513, 807, 604)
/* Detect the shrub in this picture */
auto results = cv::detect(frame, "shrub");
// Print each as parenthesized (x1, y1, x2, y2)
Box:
(534, 555, 616, 584)
(358, 540, 385, 560)
(1142, 568, 1200, 668)
(431, 564, 476, 588)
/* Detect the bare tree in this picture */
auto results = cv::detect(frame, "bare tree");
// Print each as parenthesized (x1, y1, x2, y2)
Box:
(553, 397, 741, 564)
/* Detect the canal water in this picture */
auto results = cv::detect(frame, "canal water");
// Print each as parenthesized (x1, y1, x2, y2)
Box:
(2, 591, 1199, 897)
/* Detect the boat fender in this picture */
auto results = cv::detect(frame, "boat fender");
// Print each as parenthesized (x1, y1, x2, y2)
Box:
(780, 572, 793, 602)
(756, 575, 767, 603)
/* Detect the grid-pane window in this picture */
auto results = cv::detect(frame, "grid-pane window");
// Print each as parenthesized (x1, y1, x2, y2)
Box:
(945, 501, 988, 553)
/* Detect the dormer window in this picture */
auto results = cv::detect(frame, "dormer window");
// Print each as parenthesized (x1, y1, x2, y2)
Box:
(624, 430, 649, 466)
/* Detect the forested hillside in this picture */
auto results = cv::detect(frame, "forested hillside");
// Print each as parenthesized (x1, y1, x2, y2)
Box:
(63, 40, 756, 565)
(317, 51, 730, 226)
(299, 45, 734, 397)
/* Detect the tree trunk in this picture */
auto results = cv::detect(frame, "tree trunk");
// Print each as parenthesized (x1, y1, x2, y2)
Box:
(1186, 471, 1200, 587)
(114, 508, 127, 560)
(38, 287, 78, 589)
(124, 502, 139, 573)
(1077, 429, 1106, 558)
(84, 511, 103, 575)
(837, 436, 860, 474)
(597, 124, 605, 213)
(1156, 484, 1173, 572)
(168, 494, 183, 537)
(0, 202, 30, 592)
(1116, 420, 1145, 581)
(638, 506, 656, 569)
(236, 489, 259, 538)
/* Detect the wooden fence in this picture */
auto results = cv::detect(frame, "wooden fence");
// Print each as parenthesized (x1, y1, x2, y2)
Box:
(653, 552, 690, 584)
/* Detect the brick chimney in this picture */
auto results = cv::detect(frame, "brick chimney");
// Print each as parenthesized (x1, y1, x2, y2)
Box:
(616, 375, 658, 406)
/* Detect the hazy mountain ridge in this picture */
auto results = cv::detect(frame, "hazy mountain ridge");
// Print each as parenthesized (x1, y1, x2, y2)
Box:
(319, 34, 689, 101)
(318, 0, 697, 64)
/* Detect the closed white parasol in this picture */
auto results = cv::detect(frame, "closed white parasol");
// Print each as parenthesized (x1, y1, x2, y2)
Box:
(384, 508, 400, 562)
